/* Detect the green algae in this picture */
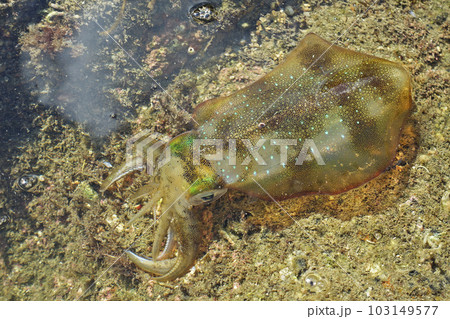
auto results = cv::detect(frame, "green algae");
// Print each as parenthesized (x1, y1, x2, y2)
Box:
(0, 0, 449, 300)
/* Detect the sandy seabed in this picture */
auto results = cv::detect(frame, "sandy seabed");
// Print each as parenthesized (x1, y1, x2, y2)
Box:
(0, 0, 448, 300)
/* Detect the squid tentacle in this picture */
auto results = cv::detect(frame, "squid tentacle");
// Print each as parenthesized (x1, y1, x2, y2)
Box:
(157, 227, 176, 260)
(100, 155, 144, 192)
(126, 191, 162, 226)
(125, 251, 176, 276)
(152, 210, 173, 260)
(100, 132, 170, 192)
(126, 202, 202, 281)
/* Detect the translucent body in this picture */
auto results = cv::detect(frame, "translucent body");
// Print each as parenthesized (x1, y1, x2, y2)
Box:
(194, 33, 412, 199)
(102, 34, 412, 280)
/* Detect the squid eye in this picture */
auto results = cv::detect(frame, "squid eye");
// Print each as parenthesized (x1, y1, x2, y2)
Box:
(188, 189, 228, 206)
(201, 194, 215, 202)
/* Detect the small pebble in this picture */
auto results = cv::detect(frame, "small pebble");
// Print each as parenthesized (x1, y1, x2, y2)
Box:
(303, 271, 329, 292)
(187, 46, 195, 55)
(189, 2, 216, 24)
(285, 6, 295, 17)
(102, 161, 113, 168)
(16, 174, 39, 191)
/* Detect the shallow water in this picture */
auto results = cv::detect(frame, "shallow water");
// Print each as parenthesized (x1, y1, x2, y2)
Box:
(0, 0, 448, 300)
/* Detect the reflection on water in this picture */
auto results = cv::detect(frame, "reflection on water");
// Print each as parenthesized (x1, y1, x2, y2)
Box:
(19, 0, 268, 138)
